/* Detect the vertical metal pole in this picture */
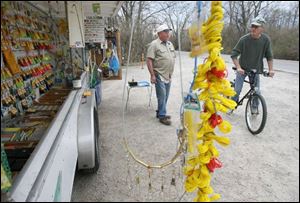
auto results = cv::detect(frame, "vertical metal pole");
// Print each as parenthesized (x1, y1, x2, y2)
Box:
(188, 1, 202, 97)
(177, 21, 184, 102)
(82, 47, 85, 70)
(65, 1, 73, 74)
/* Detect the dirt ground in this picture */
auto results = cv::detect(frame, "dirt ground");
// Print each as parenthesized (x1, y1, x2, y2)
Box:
(71, 52, 299, 202)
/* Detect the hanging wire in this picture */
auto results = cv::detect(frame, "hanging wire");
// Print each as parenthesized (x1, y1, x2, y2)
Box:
(177, 22, 184, 103)
(121, 15, 135, 146)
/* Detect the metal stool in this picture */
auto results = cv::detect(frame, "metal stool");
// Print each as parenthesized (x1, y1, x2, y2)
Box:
(125, 81, 153, 110)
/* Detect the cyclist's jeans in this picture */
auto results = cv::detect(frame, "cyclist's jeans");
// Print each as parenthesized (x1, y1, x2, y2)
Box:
(232, 72, 260, 108)
(155, 74, 171, 118)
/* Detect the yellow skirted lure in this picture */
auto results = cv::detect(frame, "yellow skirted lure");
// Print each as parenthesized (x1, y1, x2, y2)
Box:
(184, 1, 237, 202)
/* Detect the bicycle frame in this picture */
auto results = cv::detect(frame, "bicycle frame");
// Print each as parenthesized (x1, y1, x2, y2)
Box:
(236, 86, 253, 107)
(231, 67, 269, 134)
(235, 70, 259, 108)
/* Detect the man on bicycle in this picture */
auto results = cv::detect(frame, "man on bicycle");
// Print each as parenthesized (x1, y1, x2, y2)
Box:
(231, 16, 275, 112)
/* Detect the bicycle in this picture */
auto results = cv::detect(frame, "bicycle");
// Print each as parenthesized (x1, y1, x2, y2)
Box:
(230, 67, 270, 134)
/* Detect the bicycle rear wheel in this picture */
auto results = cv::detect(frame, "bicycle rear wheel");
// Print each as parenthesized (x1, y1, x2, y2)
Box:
(245, 93, 267, 134)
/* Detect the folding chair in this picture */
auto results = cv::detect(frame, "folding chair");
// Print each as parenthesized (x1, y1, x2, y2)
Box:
(125, 80, 153, 110)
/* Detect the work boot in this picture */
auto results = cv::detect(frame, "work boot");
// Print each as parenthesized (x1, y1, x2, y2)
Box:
(159, 117, 171, 125)
(156, 110, 171, 119)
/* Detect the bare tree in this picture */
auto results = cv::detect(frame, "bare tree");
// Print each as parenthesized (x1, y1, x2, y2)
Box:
(222, 1, 299, 60)
(223, 1, 273, 35)
(118, 1, 175, 62)
(291, 2, 299, 28)
(117, 1, 298, 62)
(154, 1, 197, 50)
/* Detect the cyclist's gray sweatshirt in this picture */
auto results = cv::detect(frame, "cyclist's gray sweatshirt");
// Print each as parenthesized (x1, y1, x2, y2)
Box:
(231, 33, 273, 73)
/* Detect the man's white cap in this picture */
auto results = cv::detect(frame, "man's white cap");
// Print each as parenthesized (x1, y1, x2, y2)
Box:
(251, 16, 266, 26)
(156, 24, 172, 34)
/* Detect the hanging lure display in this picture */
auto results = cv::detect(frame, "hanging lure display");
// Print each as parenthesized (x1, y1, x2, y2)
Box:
(184, 1, 237, 202)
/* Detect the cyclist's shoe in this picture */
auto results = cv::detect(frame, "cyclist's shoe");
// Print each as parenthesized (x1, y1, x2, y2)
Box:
(251, 106, 259, 114)
(227, 109, 234, 115)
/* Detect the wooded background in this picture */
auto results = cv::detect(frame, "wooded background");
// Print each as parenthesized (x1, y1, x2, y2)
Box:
(112, 1, 299, 63)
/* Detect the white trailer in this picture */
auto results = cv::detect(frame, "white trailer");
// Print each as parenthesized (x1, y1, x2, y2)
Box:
(8, 72, 99, 202)
(2, 1, 123, 201)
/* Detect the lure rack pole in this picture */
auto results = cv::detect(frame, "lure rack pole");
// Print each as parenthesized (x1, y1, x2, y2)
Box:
(186, 1, 202, 103)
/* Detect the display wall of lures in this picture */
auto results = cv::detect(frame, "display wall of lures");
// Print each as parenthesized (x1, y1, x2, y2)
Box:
(1, 1, 76, 185)
(1, 1, 56, 119)
(1, 65, 55, 118)
(1, 87, 72, 173)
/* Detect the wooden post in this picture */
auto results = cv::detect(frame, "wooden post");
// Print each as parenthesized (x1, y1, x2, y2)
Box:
(141, 53, 144, 69)
(95, 48, 102, 67)
(116, 30, 122, 65)
(115, 30, 122, 79)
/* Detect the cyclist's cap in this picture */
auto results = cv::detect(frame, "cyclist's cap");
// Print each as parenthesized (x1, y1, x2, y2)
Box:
(251, 16, 266, 27)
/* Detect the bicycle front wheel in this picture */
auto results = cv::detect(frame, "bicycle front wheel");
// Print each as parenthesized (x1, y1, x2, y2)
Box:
(245, 93, 267, 134)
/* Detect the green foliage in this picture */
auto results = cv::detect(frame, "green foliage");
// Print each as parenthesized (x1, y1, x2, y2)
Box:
(118, 1, 299, 61)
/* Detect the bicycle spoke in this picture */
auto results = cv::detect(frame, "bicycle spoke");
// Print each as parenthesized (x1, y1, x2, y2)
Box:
(245, 94, 267, 134)
(247, 104, 262, 129)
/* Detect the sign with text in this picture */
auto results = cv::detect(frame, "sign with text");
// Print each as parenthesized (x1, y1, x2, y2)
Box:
(84, 16, 105, 43)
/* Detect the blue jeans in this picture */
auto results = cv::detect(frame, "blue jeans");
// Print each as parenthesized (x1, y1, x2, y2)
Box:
(232, 72, 260, 107)
(155, 74, 171, 118)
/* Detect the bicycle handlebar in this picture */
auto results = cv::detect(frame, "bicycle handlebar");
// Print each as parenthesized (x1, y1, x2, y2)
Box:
(232, 67, 270, 77)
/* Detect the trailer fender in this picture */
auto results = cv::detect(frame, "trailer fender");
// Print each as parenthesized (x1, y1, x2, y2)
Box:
(77, 89, 99, 171)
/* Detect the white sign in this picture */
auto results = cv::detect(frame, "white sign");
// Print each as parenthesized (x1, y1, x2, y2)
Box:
(84, 16, 105, 43)
(101, 40, 107, 49)
(67, 1, 85, 48)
